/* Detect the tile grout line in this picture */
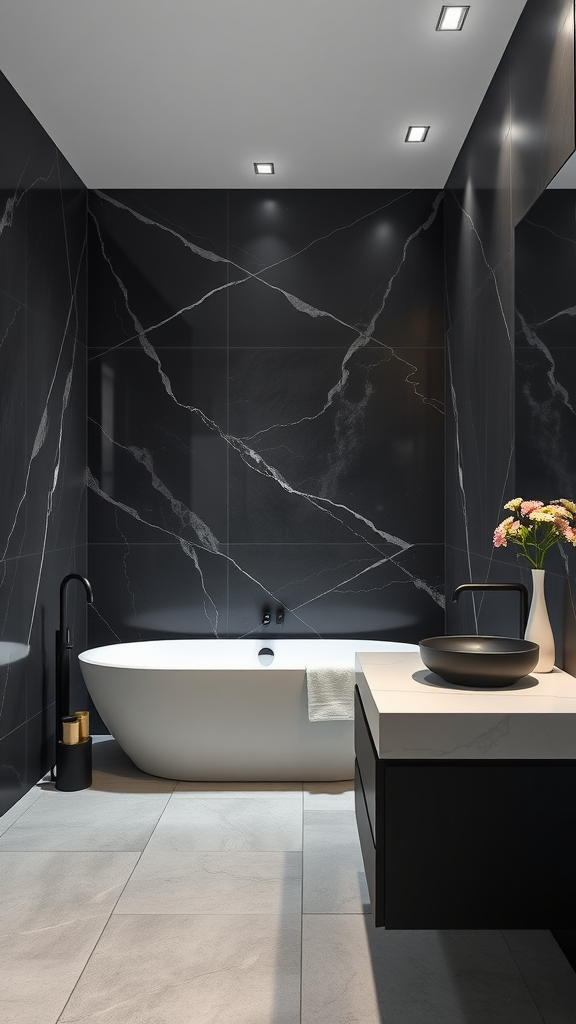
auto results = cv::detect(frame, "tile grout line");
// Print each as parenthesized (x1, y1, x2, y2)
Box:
(499, 930, 548, 1024)
(0, 784, 44, 836)
(54, 847, 147, 1024)
(300, 784, 304, 1024)
(226, 188, 230, 635)
(55, 783, 178, 1023)
(86, 541, 445, 547)
(8, 779, 354, 1023)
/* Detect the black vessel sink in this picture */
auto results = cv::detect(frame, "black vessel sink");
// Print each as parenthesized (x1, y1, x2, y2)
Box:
(418, 636, 540, 688)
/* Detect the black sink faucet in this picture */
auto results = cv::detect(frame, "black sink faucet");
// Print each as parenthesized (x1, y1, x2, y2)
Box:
(452, 583, 529, 638)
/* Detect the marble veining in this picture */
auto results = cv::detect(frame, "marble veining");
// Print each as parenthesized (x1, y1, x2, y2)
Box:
(448, 189, 512, 348)
(0, 159, 57, 240)
(357, 653, 576, 760)
(515, 191, 576, 592)
(518, 310, 575, 413)
(91, 187, 444, 417)
(0, 69, 87, 813)
(445, 188, 516, 629)
(0, 303, 22, 351)
(446, 342, 477, 629)
(87, 189, 445, 641)
(1, 237, 86, 646)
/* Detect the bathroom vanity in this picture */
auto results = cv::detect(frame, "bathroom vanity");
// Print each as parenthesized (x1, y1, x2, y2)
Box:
(354, 652, 576, 929)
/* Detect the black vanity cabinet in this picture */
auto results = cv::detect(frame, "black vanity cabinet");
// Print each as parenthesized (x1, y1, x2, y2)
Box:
(354, 685, 576, 929)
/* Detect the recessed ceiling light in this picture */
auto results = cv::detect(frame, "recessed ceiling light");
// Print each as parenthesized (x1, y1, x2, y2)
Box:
(405, 126, 430, 143)
(436, 6, 470, 31)
(254, 162, 274, 175)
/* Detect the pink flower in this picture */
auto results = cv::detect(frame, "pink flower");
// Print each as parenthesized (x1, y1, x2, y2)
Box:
(493, 528, 507, 547)
(556, 518, 576, 543)
(496, 496, 576, 563)
(520, 500, 544, 516)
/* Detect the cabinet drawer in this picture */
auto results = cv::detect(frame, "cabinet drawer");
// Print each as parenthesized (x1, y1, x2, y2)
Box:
(354, 763, 376, 913)
(354, 685, 379, 839)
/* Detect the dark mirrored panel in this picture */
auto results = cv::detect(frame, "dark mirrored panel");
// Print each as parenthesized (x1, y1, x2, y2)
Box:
(514, 149, 576, 668)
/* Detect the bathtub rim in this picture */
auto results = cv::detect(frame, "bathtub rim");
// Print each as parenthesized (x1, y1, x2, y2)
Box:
(78, 637, 419, 671)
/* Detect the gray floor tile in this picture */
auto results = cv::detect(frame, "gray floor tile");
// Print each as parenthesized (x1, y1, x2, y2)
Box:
(146, 796, 303, 852)
(503, 930, 576, 1024)
(115, 850, 302, 915)
(0, 788, 171, 851)
(0, 784, 43, 836)
(302, 916, 549, 1024)
(0, 852, 138, 1024)
(303, 810, 368, 913)
(3, 776, 574, 1024)
(59, 914, 302, 1024)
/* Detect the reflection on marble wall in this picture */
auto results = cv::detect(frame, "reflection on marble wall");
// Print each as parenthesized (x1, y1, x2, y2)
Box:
(515, 189, 576, 660)
(87, 189, 444, 644)
(445, 0, 576, 652)
(516, 191, 576, 495)
(445, 2, 576, 966)
(0, 72, 87, 815)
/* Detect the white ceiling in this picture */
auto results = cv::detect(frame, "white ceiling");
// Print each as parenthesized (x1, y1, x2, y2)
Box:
(0, 0, 528, 189)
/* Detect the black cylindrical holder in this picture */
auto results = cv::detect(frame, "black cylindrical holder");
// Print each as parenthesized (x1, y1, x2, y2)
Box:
(55, 737, 92, 792)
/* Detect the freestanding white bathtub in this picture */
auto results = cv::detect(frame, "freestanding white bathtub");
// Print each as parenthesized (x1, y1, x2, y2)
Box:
(79, 638, 418, 781)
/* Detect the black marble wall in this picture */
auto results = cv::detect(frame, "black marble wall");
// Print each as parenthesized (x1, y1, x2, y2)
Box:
(516, 189, 576, 668)
(445, 0, 576, 661)
(87, 190, 444, 645)
(0, 72, 87, 815)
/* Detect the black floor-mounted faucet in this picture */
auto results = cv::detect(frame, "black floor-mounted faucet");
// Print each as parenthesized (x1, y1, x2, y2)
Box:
(452, 582, 529, 638)
(53, 575, 93, 772)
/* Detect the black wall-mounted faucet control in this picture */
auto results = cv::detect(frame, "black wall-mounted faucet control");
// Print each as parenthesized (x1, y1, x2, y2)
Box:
(262, 609, 271, 625)
(276, 607, 284, 625)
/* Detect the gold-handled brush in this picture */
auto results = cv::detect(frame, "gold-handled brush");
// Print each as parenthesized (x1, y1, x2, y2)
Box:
(73, 711, 90, 741)
(62, 716, 80, 745)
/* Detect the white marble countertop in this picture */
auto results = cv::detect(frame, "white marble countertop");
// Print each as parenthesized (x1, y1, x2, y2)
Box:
(356, 652, 576, 760)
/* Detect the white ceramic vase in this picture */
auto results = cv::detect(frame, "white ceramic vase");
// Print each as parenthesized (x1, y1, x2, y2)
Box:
(524, 568, 555, 672)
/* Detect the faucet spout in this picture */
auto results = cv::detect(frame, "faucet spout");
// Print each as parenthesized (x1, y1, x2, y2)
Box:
(59, 574, 93, 647)
(452, 582, 529, 638)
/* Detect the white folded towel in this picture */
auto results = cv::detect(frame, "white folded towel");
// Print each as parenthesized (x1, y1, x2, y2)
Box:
(306, 666, 356, 721)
